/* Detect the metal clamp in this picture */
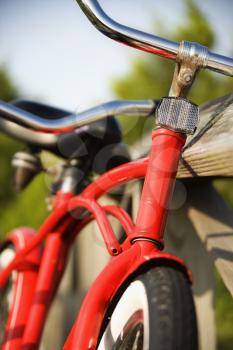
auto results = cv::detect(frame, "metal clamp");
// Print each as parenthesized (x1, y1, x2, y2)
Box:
(169, 41, 209, 98)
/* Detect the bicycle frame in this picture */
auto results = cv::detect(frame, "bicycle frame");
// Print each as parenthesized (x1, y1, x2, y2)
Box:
(1, 0, 233, 348)
(0, 126, 190, 350)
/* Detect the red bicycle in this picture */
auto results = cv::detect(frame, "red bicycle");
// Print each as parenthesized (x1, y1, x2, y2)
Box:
(0, 1, 233, 349)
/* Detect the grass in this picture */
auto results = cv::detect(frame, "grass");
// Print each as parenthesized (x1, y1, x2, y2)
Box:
(213, 179, 233, 349)
(216, 270, 233, 350)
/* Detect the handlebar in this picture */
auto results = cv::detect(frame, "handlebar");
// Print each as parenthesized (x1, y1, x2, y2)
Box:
(76, 0, 233, 77)
(1, 1, 233, 145)
(0, 99, 156, 133)
(0, 117, 58, 148)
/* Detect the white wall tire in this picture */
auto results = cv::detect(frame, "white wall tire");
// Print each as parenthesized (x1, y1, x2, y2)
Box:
(97, 266, 198, 350)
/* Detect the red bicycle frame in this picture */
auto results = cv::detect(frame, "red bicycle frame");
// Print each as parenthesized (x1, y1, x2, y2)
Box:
(0, 127, 189, 350)
(1, 0, 233, 347)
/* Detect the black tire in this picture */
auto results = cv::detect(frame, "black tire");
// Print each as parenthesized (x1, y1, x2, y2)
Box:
(97, 266, 198, 350)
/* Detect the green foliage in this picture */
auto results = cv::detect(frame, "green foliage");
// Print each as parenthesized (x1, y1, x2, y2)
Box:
(0, 67, 47, 238)
(0, 134, 20, 206)
(0, 67, 19, 209)
(215, 270, 233, 350)
(113, 0, 233, 144)
(0, 174, 48, 238)
(214, 179, 233, 208)
(0, 68, 18, 102)
(214, 178, 233, 348)
(174, 0, 215, 47)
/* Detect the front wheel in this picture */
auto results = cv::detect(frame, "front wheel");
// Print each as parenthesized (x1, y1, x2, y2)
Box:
(98, 266, 198, 350)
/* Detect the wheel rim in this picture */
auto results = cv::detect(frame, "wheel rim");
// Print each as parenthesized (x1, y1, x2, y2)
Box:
(112, 311, 144, 350)
(97, 281, 149, 350)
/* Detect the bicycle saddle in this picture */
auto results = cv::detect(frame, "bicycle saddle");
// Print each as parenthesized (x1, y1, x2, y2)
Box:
(10, 100, 122, 147)
(11, 100, 71, 120)
(7, 99, 129, 171)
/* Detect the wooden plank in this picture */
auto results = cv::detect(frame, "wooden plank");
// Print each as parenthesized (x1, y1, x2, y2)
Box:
(130, 180, 217, 350)
(166, 186, 216, 350)
(179, 93, 233, 177)
(184, 182, 233, 297)
(166, 181, 233, 349)
(131, 93, 233, 178)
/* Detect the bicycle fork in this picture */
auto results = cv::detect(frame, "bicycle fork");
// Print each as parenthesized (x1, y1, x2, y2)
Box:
(132, 56, 200, 249)
(132, 126, 186, 249)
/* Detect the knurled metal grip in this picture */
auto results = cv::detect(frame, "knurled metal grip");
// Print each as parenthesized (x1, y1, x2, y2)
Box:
(156, 97, 199, 135)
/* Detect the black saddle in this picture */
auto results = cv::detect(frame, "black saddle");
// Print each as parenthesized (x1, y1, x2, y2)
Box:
(12, 100, 72, 120)
(11, 100, 129, 172)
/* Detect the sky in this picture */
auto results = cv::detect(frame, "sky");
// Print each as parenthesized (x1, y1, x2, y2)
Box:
(0, 0, 232, 112)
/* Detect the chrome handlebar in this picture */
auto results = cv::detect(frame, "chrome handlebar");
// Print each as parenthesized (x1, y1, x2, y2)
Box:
(0, 99, 156, 133)
(1, 0, 233, 145)
(76, 0, 233, 77)
(77, 0, 179, 60)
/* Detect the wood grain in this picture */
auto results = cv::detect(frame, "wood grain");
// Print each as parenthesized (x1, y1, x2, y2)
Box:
(179, 93, 233, 178)
(131, 93, 233, 178)
(184, 182, 233, 297)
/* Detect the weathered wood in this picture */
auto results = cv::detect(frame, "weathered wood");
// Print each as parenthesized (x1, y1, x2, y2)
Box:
(184, 182, 233, 297)
(166, 184, 216, 350)
(41, 292, 83, 350)
(132, 93, 233, 178)
(167, 181, 233, 349)
(179, 93, 233, 177)
(131, 180, 217, 350)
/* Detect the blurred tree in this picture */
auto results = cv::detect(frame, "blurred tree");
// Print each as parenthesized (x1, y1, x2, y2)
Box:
(113, 0, 233, 348)
(0, 67, 47, 237)
(0, 67, 20, 207)
(113, 0, 233, 144)
(0, 68, 18, 101)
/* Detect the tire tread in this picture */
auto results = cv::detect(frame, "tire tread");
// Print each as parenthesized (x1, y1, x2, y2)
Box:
(138, 266, 198, 350)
